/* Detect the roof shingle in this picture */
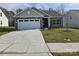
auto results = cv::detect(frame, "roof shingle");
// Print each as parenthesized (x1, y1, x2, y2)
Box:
(32, 7, 61, 17)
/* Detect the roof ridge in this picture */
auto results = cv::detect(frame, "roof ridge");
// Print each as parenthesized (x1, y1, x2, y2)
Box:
(32, 7, 49, 16)
(0, 7, 9, 19)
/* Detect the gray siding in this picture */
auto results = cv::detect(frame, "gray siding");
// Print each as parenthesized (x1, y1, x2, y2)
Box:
(63, 11, 79, 28)
(16, 8, 44, 17)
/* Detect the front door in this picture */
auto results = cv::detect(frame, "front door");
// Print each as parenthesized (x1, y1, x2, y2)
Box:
(43, 18, 48, 28)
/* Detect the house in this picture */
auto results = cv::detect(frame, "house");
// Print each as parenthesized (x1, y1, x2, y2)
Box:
(14, 7, 62, 30)
(63, 10, 79, 28)
(0, 7, 9, 27)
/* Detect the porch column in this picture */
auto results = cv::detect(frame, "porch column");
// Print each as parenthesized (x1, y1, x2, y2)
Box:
(48, 17, 51, 28)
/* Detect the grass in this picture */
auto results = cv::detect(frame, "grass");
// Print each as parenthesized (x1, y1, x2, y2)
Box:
(52, 52, 79, 56)
(42, 28, 79, 43)
(0, 27, 16, 36)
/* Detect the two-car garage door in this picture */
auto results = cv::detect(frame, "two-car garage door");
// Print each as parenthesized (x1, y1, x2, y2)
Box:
(17, 19, 40, 30)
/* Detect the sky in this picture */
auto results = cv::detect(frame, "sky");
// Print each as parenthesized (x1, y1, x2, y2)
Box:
(0, 3, 79, 11)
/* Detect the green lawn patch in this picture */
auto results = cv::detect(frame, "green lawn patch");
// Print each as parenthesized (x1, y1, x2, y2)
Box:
(42, 28, 79, 43)
(52, 52, 79, 56)
(0, 27, 16, 36)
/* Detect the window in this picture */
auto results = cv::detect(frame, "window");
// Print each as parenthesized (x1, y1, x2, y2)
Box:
(35, 20, 39, 21)
(0, 13, 2, 17)
(30, 20, 34, 21)
(52, 20, 56, 24)
(24, 20, 29, 22)
(57, 20, 60, 24)
(19, 20, 23, 22)
(52, 20, 61, 25)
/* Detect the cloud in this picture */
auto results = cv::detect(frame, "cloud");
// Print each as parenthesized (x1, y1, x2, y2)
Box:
(0, 3, 79, 11)
(65, 3, 79, 10)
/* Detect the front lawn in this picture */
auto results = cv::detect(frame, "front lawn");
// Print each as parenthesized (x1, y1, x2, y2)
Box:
(42, 28, 79, 43)
(52, 52, 79, 56)
(0, 27, 16, 36)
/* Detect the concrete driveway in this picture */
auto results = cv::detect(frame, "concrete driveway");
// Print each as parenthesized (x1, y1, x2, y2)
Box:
(0, 30, 51, 56)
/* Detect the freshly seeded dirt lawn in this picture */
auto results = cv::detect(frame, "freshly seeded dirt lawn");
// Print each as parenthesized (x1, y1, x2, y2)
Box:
(0, 27, 16, 36)
(42, 28, 79, 43)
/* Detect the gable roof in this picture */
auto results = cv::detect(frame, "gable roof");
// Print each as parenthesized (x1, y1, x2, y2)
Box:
(31, 7, 62, 17)
(42, 10, 61, 17)
(14, 7, 44, 17)
(32, 7, 49, 17)
(0, 7, 10, 19)
(14, 7, 61, 17)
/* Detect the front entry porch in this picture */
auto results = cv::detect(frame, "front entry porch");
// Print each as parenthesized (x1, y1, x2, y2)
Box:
(42, 18, 48, 28)
(41, 17, 63, 29)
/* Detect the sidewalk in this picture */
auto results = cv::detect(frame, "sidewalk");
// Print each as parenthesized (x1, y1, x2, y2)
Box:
(47, 43, 79, 52)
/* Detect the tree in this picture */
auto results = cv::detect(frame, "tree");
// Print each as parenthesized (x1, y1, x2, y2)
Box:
(56, 4, 69, 30)
(9, 11, 15, 16)
(56, 4, 65, 15)
(8, 11, 15, 26)
(16, 8, 23, 14)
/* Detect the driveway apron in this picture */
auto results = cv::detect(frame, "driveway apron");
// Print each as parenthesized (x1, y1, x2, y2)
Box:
(0, 30, 51, 56)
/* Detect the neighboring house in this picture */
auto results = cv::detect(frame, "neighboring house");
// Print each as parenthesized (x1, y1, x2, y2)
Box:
(0, 7, 15, 27)
(0, 7, 9, 27)
(63, 10, 79, 28)
(14, 7, 62, 30)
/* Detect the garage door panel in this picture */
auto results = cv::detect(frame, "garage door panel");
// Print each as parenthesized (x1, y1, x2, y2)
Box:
(18, 19, 40, 30)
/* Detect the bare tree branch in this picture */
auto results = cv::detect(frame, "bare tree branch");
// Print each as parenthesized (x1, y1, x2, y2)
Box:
(56, 4, 66, 15)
